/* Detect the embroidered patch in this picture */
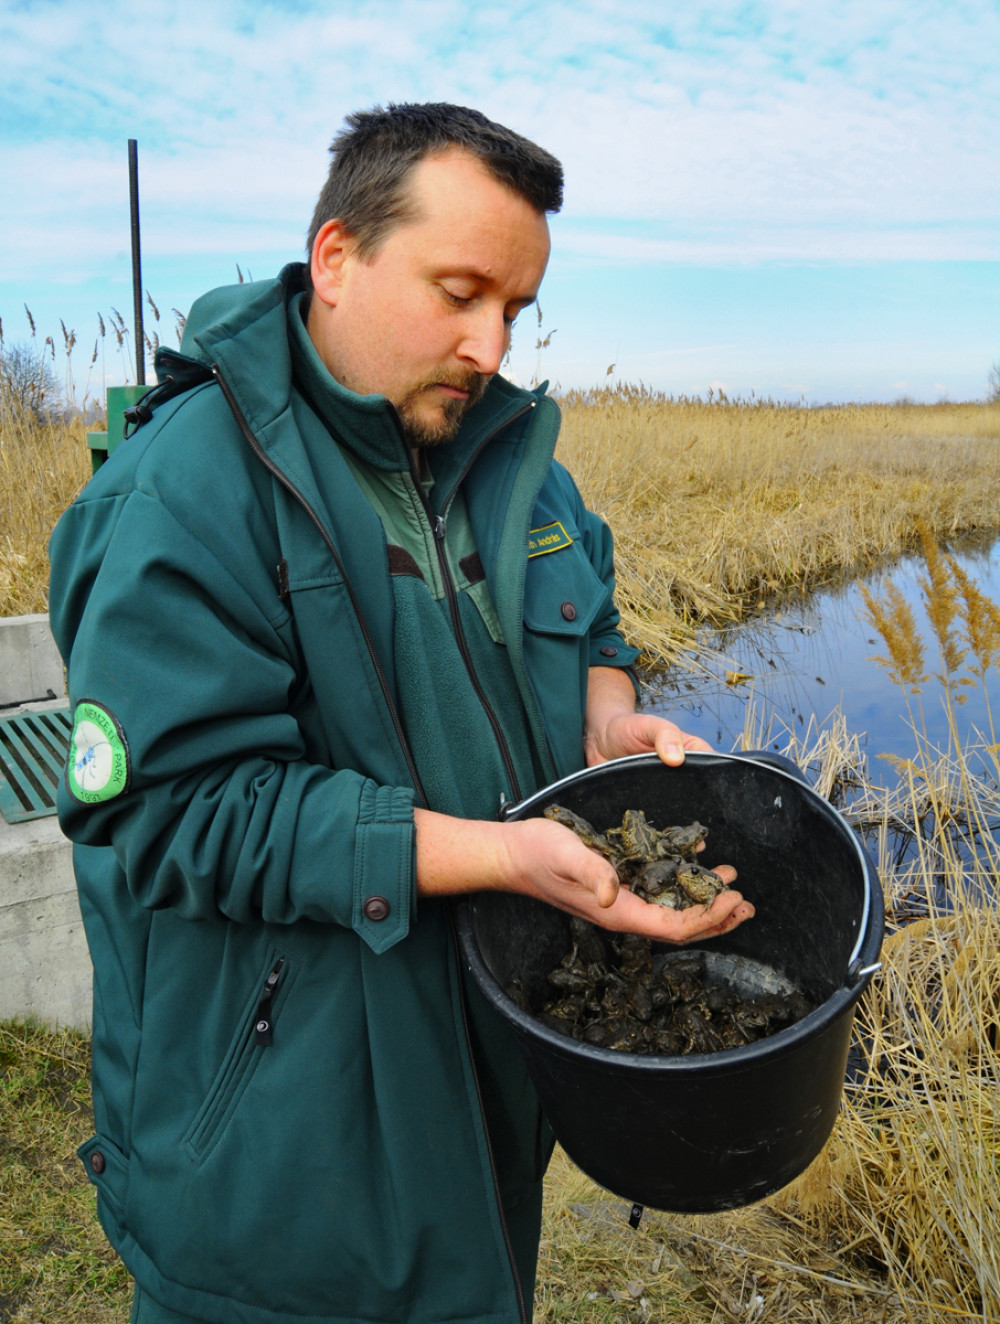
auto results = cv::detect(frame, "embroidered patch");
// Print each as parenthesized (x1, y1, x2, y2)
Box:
(528, 521, 573, 558)
(67, 701, 131, 804)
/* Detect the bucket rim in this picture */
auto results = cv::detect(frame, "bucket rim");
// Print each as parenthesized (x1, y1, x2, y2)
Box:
(500, 749, 877, 971)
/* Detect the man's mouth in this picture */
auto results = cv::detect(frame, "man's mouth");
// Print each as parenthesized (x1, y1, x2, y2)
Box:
(425, 373, 488, 408)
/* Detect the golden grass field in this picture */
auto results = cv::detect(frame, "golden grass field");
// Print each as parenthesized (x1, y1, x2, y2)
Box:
(4, 387, 1000, 649)
(2, 388, 1000, 1322)
(559, 389, 1000, 665)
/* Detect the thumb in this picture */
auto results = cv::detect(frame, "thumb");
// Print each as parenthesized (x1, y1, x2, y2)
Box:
(593, 862, 620, 909)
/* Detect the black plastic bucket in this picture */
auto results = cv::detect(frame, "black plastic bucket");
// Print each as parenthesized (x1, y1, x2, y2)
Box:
(457, 751, 883, 1213)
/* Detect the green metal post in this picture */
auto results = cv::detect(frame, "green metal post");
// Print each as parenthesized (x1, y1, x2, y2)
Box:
(86, 384, 149, 473)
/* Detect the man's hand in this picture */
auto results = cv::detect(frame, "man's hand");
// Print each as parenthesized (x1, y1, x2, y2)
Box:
(499, 816, 752, 942)
(584, 666, 712, 767)
(414, 666, 756, 940)
(584, 711, 713, 768)
(415, 810, 754, 943)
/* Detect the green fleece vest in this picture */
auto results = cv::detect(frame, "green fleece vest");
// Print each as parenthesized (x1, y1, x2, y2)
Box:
(287, 296, 546, 818)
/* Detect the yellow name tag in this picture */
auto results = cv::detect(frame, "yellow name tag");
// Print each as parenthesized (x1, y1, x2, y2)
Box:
(528, 522, 573, 558)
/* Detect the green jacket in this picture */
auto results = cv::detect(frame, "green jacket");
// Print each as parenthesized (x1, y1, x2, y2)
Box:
(48, 265, 640, 1324)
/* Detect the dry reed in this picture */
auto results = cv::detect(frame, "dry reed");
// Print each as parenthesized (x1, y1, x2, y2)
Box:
(557, 389, 1000, 666)
(0, 406, 90, 618)
(3, 384, 1000, 650)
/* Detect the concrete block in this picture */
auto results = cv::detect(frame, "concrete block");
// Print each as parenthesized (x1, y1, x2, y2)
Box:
(0, 613, 66, 707)
(0, 810, 92, 1029)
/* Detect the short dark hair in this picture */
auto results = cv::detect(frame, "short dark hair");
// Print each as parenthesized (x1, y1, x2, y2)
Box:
(306, 102, 563, 261)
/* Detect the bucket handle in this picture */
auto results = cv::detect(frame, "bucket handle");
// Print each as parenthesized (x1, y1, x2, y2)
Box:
(848, 959, 882, 987)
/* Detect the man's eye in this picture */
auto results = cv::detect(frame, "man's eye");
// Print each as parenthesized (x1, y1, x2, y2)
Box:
(443, 288, 473, 306)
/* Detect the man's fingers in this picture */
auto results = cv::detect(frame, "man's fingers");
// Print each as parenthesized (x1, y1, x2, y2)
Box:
(585, 884, 754, 943)
(595, 872, 620, 909)
(706, 863, 737, 885)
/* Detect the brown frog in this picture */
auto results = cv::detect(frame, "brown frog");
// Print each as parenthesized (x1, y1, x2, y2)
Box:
(543, 805, 617, 861)
(545, 804, 727, 911)
(608, 810, 708, 865)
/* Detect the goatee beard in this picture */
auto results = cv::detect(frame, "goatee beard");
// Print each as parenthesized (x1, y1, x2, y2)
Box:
(396, 373, 489, 449)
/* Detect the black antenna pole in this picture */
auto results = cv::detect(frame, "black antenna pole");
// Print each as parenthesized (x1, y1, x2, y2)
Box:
(128, 138, 145, 385)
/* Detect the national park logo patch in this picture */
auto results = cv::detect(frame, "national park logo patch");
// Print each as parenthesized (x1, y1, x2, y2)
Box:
(67, 701, 131, 804)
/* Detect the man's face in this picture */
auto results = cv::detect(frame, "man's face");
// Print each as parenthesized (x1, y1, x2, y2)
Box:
(307, 148, 551, 447)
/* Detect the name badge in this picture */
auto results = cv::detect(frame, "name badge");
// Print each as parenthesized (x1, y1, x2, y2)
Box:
(528, 522, 573, 558)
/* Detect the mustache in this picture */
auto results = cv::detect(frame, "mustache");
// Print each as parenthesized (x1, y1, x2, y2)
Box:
(429, 372, 488, 401)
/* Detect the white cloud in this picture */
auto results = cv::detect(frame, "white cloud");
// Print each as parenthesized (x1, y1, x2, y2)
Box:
(3, 0, 999, 402)
(553, 220, 1000, 265)
(5, 0, 999, 255)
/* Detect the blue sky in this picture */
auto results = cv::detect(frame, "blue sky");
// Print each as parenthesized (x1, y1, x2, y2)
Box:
(2, 0, 999, 405)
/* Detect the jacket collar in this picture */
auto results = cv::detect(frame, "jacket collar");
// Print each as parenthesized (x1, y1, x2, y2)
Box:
(180, 263, 543, 479)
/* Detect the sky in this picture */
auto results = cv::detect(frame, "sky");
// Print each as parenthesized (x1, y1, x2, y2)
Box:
(2, 0, 999, 406)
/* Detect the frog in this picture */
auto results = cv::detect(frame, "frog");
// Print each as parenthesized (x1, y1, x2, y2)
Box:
(673, 861, 728, 909)
(608, 810, 708, 865)
(607, 808, 662, 865)
(543, 805, 616, 861)
(542, 804, 729, 910)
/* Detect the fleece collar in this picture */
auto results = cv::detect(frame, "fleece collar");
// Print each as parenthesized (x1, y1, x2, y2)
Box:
(180, 263, 544, 480)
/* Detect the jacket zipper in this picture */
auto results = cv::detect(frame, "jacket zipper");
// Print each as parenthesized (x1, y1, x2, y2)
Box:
(211, 364, 430, 809)
(253, 957, 285, 1047)
(219, 364, 533, 1320)
(397, 401, 536, 807)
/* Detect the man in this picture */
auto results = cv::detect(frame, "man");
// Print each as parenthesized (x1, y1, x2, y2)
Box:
(49, 104, 753, 1324)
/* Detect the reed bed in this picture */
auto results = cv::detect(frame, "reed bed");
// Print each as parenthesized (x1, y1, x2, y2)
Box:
(3, 388, 1000, 650)
(557, 388, 1000, 665)
(0, 406, 90, 618)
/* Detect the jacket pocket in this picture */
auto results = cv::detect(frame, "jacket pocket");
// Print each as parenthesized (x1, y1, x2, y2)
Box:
(522, 540, 609, 767)
(182, 950, 292, 1161)
(522, 537, 608, 639)
(78, 1132, 129, 1213)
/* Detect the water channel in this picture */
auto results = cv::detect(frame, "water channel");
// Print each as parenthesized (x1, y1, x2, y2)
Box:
(646, 535, 1000, 772)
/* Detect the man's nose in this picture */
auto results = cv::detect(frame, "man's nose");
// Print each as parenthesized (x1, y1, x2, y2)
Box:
(458, 307, 509, 376)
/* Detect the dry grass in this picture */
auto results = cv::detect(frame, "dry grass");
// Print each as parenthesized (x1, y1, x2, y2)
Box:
(557, 389, 1000, 665)
(0, 1022, 131, 1324)
(3, 387, 1000, 652)
(0, 408, 90, 618)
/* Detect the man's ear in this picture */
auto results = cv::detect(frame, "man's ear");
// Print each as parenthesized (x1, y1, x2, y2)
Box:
(310, 220, 355, 308)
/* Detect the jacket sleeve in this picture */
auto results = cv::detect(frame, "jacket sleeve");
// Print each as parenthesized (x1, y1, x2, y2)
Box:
(49, 489, 416, 954)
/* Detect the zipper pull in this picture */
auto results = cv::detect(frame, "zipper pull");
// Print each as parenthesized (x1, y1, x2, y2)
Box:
(277, 559, 290, 602)
(433, 515, 447, 543)
(254, 957, 285, 1047)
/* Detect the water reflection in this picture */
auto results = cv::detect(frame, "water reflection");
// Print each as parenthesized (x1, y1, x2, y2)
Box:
(647, 536, 1000, 769)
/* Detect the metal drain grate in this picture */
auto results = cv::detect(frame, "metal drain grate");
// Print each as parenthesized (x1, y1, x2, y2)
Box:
(0, 707, 72, 823)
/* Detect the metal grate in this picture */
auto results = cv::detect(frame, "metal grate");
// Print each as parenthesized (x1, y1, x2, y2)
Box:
(0, 707, 72, 823)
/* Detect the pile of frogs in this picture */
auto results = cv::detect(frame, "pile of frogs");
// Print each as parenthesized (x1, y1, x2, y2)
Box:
(529, 806, 815, 1056)
(543, 804, 729, 909)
